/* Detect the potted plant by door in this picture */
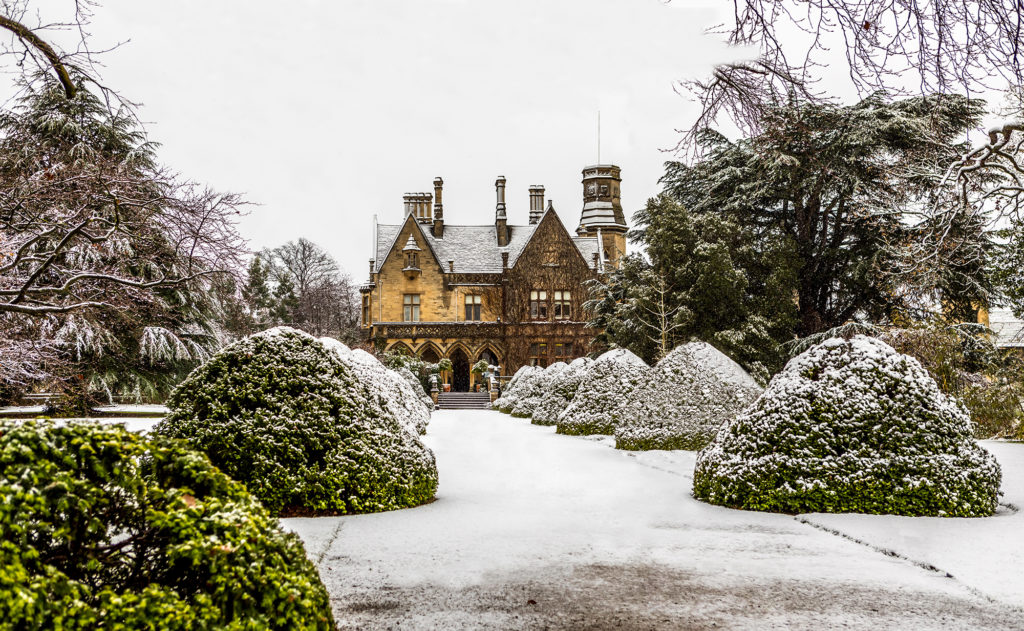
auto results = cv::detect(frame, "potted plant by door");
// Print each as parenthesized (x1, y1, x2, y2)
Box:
(438, 358, 453, 392)
(471, 360, 490, 392)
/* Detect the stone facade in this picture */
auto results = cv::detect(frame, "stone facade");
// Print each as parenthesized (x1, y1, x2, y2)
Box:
(360, 165, 628, 391)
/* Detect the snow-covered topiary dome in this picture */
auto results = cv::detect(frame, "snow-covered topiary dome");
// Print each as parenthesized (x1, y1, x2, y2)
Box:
(157, 327, 438, 515)
(510, 362, 567, 418)
(616, 342, 763, 451)
(531, 357, 593, 426)
(693, 335, 1002, 517)
(493, 365, 540, 413)
(397, 365, 435, 411)
(320, 338, 431, 435)
(556, 349, 651, 436)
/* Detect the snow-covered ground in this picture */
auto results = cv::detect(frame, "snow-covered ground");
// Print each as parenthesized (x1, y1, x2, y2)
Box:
(284, 411, 1024, 630)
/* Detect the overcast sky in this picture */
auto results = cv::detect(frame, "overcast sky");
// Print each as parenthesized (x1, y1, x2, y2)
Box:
(8, 0, 741, 279)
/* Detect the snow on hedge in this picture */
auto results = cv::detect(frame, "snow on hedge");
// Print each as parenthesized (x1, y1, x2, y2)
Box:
(531, 357, 593, 426)
(493, 366, 541, 413)
(693, 335, 1002, 517)
(397, 365, 435, 411)
(510, 362, 568, 418)
(556, 349, 651, 436)
(320, 337, 431, 435)
(615, 342, 763, 451)
(158, 327, 438, 514)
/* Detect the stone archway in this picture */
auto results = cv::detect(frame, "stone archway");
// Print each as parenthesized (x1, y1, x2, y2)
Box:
(451, 347, 471, 393)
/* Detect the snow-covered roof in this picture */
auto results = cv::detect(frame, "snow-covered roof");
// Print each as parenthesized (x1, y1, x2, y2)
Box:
(987, 308, 1024, 348)
(375, 217, 599, 274)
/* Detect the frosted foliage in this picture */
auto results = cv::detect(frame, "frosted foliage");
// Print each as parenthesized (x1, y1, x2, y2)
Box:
(320, 337, 431, 435)
(556, 349, 652, 436)
(492, 366, 541, 413)
(159, 326, 438, 513)
(531, 357, 593, 426)
(397, 366, 435, 411)
(616, 342, 762, 451)
(694, 336, 1002, 517)
(510, 362, 568, 418)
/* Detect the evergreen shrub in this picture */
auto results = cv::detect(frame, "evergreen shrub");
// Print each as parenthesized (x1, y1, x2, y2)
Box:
(492, 366, 539, 413)
(158, 327, 438, 514)
(531, 357, 593, 426)
(615, 342, 762, 451)
(693, 336, 1002, 516)
(0, 420, 334, 630)
(556, 349, 651, 436)
(510, 362, 567, 418)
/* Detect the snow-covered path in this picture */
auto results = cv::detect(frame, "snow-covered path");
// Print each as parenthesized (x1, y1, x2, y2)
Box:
(285, 410, 1021, 630)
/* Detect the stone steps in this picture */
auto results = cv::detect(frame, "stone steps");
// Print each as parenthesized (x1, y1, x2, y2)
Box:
(436, 392, 492, 410)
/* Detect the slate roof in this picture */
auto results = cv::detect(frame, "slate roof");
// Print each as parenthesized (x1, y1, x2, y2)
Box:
(375, 217, 600, 274)
(987, 308, 1024, 348)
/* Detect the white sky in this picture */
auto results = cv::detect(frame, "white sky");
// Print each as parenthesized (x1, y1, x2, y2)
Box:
(7, 0, 741, 279)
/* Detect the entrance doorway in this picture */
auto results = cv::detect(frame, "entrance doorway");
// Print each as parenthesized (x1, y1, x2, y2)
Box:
(451, 348, 470, 392)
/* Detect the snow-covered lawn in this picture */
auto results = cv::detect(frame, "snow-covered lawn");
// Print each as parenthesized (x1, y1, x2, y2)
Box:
(284, 411, 1024, 630)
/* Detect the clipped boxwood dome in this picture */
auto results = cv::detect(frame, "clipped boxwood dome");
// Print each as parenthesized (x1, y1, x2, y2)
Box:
(693, 336, 1002, 516)
(557, 349, 651, 436)
(493, 366, 540, 413)
(510, 362, 567, 418)
(0, 421, 334, 630)
(532, 357, 593, 426)
(158, 327, 438, 514)
(320, 337, 431, 435)
(397, 365, 435, 411)
(616, 342, 762, 451)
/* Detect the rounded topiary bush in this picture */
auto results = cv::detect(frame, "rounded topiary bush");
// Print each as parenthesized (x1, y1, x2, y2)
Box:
(616, 342, 762, 451)
(397, 365, 435, 411)
(532, 357, 593, 426)
(556, 349, 651, 436)
(320, 337, 431, 435)
(693, 335, 1002, 516)
(493, 366, 540, 413)
(510, 362, 567, 418)
(157, 327, 438, 514)
(0, 420, 334, 630)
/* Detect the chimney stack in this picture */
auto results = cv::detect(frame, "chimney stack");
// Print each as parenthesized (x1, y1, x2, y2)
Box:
(433, 177, 444, 237)
(528, 185, 545, 224)
(495, 176, 510, 246)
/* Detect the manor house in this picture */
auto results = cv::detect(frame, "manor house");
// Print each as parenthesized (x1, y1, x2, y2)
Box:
(361, 165, 627, 391)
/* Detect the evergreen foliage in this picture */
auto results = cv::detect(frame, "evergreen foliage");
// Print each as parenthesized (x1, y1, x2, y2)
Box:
(0, 420, 334, 630)
(592, 194, 797, 379)
(556, 349, 651, 436)
(616, 342, 763, 451)
(510, 362, 567, 418)
(659, 93, 988, 336)
(693, 336, 1002, 516)
(531, 357, 593, 426)
(157, 327, 438, 514)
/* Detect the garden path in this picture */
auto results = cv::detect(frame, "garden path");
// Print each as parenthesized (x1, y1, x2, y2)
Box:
(284, 411, 1024, 630)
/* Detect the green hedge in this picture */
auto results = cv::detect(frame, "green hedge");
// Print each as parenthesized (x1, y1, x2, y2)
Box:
(693, 336, 1002, 517)
(158, 327, 438, 515)
(0, 420, 334, 630)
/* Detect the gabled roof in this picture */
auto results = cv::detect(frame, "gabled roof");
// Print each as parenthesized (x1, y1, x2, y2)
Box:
(374, 208, 600, 274)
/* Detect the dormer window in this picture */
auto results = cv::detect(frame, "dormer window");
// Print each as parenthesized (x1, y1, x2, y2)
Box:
(402, 234, 421, 278)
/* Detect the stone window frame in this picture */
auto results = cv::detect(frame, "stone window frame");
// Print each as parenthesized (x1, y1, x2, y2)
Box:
(529, 289, 548, 321)
(528, 342, 548, 367)
(464, 294, 482, 321)
(403, 294, 420, 322)
(552, 290, 572, 320)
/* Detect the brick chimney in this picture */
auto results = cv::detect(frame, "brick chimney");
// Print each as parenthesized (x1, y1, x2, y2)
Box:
(432, 177, 444, 237)
(495, 176, 510, 247)
(528, 185, 545, 224)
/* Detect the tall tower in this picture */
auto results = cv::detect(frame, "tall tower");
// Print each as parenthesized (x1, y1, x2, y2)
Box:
(576, 164, 626, 268)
